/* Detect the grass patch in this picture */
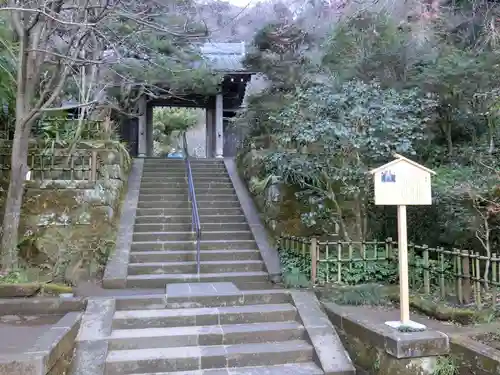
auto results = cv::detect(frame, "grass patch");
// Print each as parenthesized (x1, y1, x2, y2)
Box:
(320, 283, 393, 306)
(432, 356, 458, 375)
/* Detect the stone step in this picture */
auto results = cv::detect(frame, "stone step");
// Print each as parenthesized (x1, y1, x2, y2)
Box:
(137, 201, 241, 209)
(165, 287, 290, 308)
(142, 171, 228, 178)
(111, 285, 284, 311)
(140, 182, 233, 189)
(105, 340, 314, 374)
(140, 175, 229, 182)
(138, 194, 238, 202)
(128, 260, 265, 275)
(144, 160, 224, 166)
(136, 208, 244, 217)
(131, 240, 258, 251)
(139, 188, 236, 195)
(141, 169, 227, 175)
(143, 162, 225, 167)
(132, 231, 254, 242)
(114, 295, 167, 311)
(108, 321, 305, 350)
(132, 223, 250, 233)
(141, 177, 186, 183)
(143, 163, 225, 168)
(112, 303, 298, 329)
(126, 362, 324, 375)
(126, 271, 269, 288)
(129, 250, 261, 263)
(134, 215, 248, 225)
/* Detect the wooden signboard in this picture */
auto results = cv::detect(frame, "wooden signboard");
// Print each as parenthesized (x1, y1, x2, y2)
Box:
(372, 154, 434, 206)
(370, 154, 436, 329)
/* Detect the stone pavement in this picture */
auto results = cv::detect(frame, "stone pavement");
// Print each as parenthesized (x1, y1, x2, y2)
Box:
(71, 159, 355, 374)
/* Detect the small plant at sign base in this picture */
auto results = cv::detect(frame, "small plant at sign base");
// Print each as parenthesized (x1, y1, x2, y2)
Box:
(432, 356, 458, 375)
(373, 353, 381, 371)
(397, 325, 426, 333)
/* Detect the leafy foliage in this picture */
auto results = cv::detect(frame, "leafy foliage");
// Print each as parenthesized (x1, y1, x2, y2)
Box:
(154, 107, 198, 137)
(263, 80, 436, 240)
(238, 3, 500, 261)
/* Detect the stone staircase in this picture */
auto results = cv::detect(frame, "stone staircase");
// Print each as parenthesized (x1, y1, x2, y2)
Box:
(75, 159, 355, 375)
(127, 159, 269, 289)
(104, 283, 330, 374)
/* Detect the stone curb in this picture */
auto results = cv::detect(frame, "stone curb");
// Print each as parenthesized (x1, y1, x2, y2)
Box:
(71, 298, 116, 375)
(450, 335, 500, 374)
(291, 291, 356, 375)
(103, 158, 144, 288)
(224, 158, 282, 283)
(323, 302, 450, 359)
(0, 297, 85, 315)
(0, 312, 82, 375)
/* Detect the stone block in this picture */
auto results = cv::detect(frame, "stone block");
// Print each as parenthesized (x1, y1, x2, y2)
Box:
(322, 302, 450, 360)
(291, 291, 355, 375)
(224, 159, 282, 283)
(103, 158, 144, 288)
(77, 298, 115, 342)
(0, 297, 85, 315)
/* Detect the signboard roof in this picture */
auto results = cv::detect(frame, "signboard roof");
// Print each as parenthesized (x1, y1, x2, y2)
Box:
(369, 153, 436, 176)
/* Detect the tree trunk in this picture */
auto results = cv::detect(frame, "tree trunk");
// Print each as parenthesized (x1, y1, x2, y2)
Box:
(446, 123, 453, 156)
(488, 126, 495, 154)
(0, 128, 29, 271)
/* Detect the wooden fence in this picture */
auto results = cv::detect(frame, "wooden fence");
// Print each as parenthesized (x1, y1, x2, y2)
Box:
(0, 149, 106, 182)
(279, 235, 500, 307)
(0, 119, 105, 141)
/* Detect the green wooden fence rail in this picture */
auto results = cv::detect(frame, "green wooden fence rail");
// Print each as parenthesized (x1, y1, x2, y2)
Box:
(278, 235, 500, 307)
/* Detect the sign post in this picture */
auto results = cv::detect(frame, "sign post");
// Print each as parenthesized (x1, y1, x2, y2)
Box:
(397, 205, 409, 324)
(370, 154, 436, 329)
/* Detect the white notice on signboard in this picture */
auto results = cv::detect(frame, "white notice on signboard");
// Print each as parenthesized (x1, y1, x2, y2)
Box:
(371, 154, 435, 206)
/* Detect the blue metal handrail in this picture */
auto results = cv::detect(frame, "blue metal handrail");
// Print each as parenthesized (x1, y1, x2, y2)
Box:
(182, 132, 202, 274)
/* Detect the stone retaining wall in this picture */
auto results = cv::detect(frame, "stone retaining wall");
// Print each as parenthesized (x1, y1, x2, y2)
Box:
(323, 302, 450, 375)
(17, 159, 129, 285)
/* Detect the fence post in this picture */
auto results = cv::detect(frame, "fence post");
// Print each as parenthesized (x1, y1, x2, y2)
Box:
(337, 241, 342, 283)
(455, 249, 463, 304)
(492, 253, 497, 308)
(439, 247, 446, 299)
(423, 245, 430, 295)
(462, 250, 471, 304)
(310, 237, 317, 285)
(475, 252, 482, 308)
(385, 237, 392, 262)
(90, 150, 98, 182)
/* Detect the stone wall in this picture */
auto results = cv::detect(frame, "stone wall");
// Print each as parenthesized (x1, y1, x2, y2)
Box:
(236, 147, 317, 238)
(15, 152, 128, 285)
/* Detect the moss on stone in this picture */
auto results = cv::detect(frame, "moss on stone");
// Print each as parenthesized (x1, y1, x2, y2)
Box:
(237, 148, 322, 238)
(389, 294, 494, 325)
(338, 327, 439, 375)
(16, 172, 125, 285)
